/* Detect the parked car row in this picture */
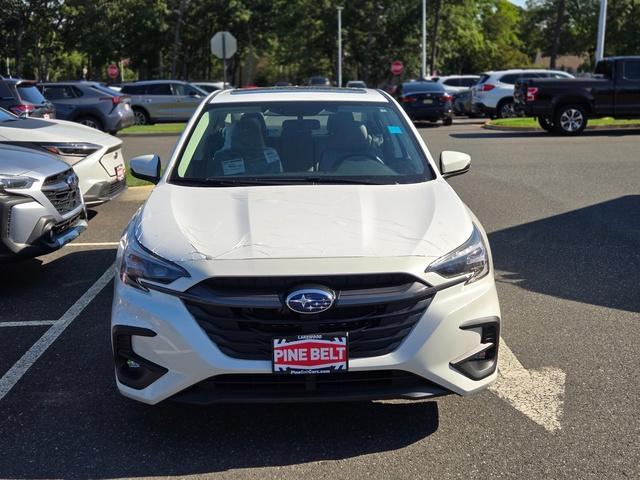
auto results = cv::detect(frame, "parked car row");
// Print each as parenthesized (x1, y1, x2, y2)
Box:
(0, 106, 126, 261)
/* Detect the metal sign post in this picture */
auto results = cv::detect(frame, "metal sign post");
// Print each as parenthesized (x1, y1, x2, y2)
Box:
(211, 31, 237, 88)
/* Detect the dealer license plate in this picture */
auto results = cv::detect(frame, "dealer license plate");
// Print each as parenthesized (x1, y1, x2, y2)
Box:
(115, 164, 125, 182)
(273, 334, 348, 374)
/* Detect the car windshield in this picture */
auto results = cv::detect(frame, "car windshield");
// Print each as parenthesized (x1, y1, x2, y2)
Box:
(170, 101, 433, 185)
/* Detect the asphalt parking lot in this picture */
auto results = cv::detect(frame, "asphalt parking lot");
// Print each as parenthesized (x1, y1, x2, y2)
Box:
(1, 121, 638, 479)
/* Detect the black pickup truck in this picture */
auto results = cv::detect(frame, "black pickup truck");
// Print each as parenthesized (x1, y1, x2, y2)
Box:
(515, 56, 640, 135)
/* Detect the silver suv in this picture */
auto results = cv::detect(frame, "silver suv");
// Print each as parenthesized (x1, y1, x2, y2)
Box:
(0, 144, 87, 261)
(471, 69, 574, 118)
(120, 81, 207, 125)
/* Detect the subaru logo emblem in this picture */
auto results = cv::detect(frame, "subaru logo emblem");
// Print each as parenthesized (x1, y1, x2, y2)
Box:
(66, 173, 78, 189)
(285, 287, 335, 314)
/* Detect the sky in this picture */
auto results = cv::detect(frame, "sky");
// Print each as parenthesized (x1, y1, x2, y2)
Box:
(510, 0, 527, 7)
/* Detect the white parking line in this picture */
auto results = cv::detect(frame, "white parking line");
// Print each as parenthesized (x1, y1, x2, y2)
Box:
(66, 242, 120, 247)
(490, 339, 565, 432)
(0, 263, 115, 401)
(0, 321, 57, 328)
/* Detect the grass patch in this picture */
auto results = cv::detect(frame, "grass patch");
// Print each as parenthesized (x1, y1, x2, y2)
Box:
(120, 123, 185, 135)
(126, 168, 152, 187)
(490, 117, 640, 128)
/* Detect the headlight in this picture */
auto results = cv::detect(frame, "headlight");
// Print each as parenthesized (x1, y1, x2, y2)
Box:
(426, 224, 489, 284)
(119, 228, 190, 291)
(0, 174, 36, 192)
(39, 143, 101, 157)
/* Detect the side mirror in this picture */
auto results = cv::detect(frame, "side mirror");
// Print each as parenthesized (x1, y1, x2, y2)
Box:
(188, 90, 199, 97)
(130, 154, 161, 184)
(439, 151, 470, 179)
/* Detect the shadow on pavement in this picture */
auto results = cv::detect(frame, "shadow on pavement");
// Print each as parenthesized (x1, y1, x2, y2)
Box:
(489, 195, 640, 313)
(0, 248, 116, 322)
(0, 276, 439, 479)
(451, 128, 640, 140)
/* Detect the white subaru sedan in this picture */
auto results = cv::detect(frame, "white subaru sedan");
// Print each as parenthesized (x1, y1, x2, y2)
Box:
(112, 87, 501, 405)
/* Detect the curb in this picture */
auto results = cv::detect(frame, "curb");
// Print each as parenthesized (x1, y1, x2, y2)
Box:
(117, 132, 182, 138)
(483, 121, 640, 132)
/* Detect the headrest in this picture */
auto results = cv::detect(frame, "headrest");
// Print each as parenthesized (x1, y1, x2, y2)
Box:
(326, 111, 354, 134)
(231, 118, 265, 149)
(241, 112, 267, 137)
(281, 119, 321, 136)
(329, 119, 369, 150)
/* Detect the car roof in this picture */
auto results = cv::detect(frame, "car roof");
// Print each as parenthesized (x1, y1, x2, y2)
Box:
(125, 80, 188, 85)
(401, 81, 445, 92)
(39, 81, 99, 86)
(602, 55, 640, 61)
(482, 69, 571, 75)
(437, 75, 480, 80)
(209, 87, 388, 104)
(3, 78, 37, 86)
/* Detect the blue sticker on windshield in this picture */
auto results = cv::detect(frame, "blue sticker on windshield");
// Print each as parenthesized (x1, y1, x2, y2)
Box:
(387, 125, 402, 134)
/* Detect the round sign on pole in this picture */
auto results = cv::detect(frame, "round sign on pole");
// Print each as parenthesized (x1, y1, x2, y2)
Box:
(107, 64, 119, 79)
(390, 61, 404, 76)
(210, 31, 237, 59)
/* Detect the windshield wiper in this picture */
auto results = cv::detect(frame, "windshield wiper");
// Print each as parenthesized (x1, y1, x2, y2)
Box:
(173, 176, 386, 187)
(202, 177, 296, 186)
(290, 176, 386, 185)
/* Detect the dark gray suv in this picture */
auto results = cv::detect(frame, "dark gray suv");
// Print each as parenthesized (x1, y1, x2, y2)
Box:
(39, 82, 135, 134)
(120, 80, 207, 125)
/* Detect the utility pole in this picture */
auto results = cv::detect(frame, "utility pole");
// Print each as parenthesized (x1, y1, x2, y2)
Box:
(421, 0, 426, 78)
(595, 0, 607, 62)
(337, 6, 343, 87)
(171, 0, 189, 79)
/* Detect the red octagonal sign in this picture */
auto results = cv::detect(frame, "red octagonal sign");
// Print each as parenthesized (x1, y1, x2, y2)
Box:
(107, 64, 119, 79)
(390, 60, 404, 76)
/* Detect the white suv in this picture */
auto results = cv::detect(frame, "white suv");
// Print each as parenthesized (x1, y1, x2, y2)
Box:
(112, 87, 501, 405)
(471, 69, 574, 118)
(434, 75, 480, 94)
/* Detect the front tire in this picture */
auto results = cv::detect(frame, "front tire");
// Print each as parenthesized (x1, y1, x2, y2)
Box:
(442, 117, 453, 126)
(554, 105, 587, 135)
(538, 116, 554, 132)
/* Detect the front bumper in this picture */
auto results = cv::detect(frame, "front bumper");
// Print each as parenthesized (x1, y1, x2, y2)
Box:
(111, 266, 501, 405)
(83, 178, 127, 205)
(0, 195, 87, 260)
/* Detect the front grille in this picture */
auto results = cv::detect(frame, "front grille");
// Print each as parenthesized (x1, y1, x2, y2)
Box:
(195, 370, 433, 395)
(184, 274, 433, 361)
(170, 369, 449, 403)
(42, 169, 80, 215)
(107, 179, 126, 196)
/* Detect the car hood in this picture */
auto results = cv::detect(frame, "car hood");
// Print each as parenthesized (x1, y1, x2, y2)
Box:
(0, 117, 121, 148)
(136, 181, 473, 263)
(0, 144, 68, 177)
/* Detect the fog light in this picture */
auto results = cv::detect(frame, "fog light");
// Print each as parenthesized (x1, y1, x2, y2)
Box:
(126, 359, 141, 369)
(451, 318, 500, 381)
(112, 325, 167, 390)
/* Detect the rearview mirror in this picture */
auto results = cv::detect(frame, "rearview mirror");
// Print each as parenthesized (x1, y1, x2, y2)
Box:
(439, 151, 470, 179)
(130, 154, 161, 184)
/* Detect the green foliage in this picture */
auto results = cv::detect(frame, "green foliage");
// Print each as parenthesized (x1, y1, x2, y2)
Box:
(1, 0, 638, 85)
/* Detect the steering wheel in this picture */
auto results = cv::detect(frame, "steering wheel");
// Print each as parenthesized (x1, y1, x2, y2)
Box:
(330, 153, 385, 172)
